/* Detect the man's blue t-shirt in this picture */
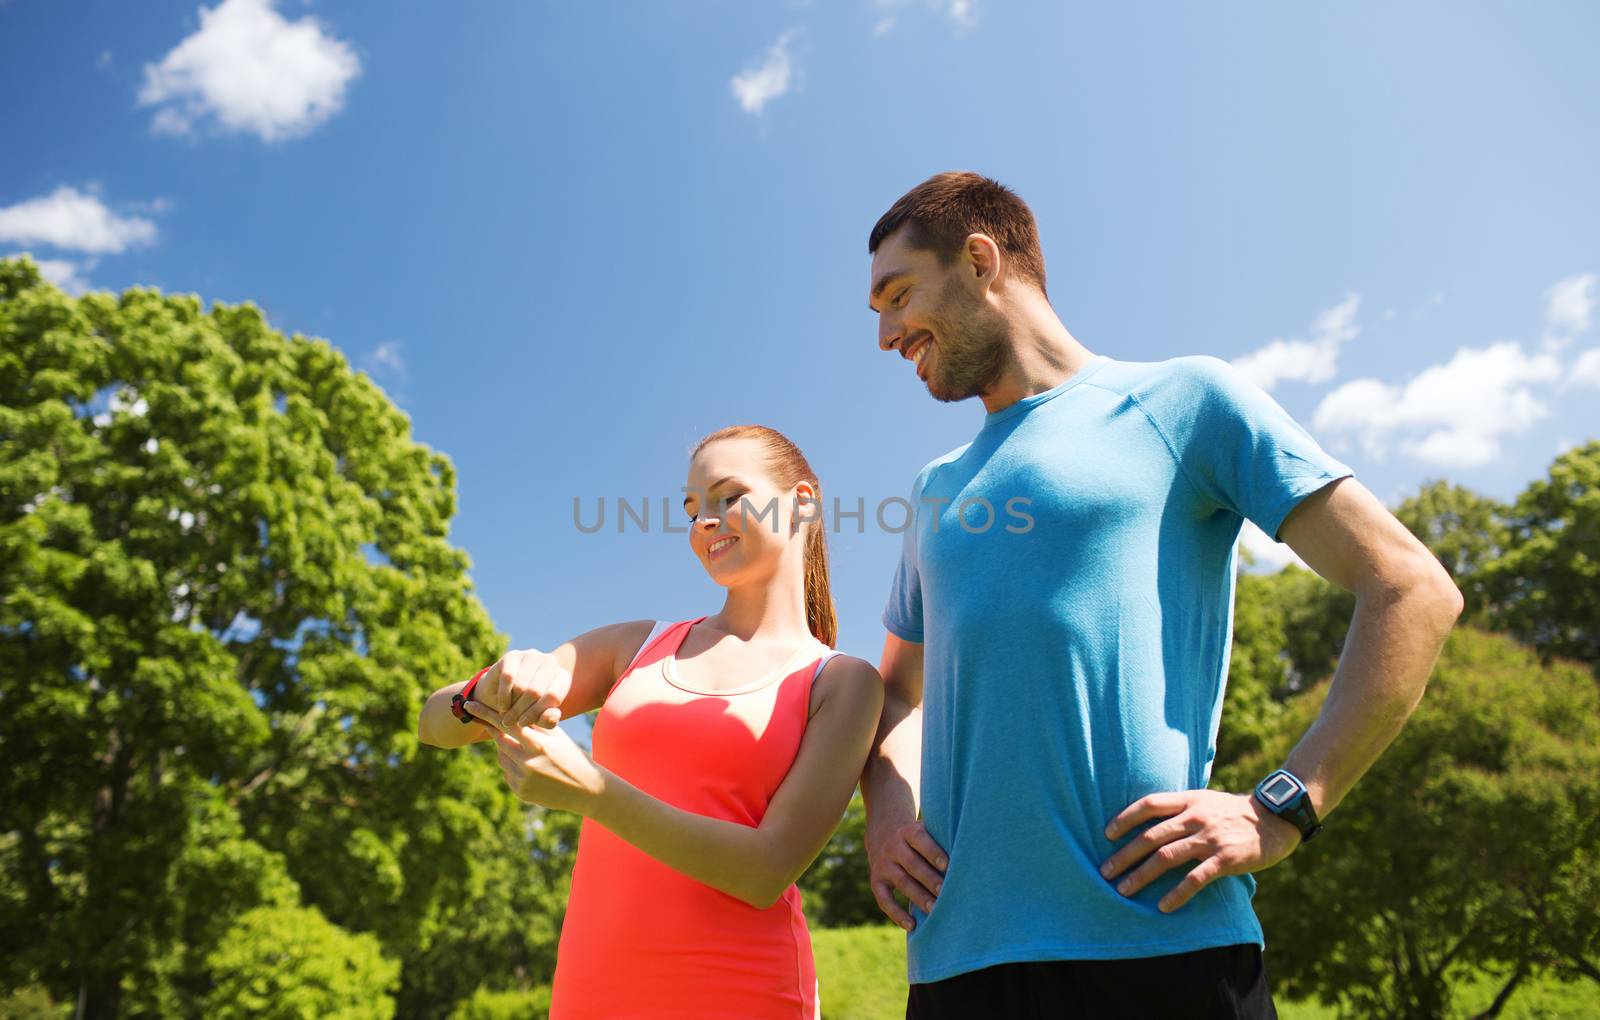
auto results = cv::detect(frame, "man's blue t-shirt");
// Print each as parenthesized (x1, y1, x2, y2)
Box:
(882, 354, 1353, 983)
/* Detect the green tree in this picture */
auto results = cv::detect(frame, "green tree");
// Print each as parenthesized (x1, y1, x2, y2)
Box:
(1484, 441, 1600, 664)
(1393, 480, 1509, 620)
(1223, 629, 1600, 1020)
(1217, 566, 1353, 772)
(446, 985, 553, 1020)
(799, 793, 880, 928)
(0, 258, 570, 1018)
(201, 906, 399, 1020)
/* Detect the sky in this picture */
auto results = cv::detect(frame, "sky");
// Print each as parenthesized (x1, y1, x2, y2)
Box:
(4, 0, 1598, 671)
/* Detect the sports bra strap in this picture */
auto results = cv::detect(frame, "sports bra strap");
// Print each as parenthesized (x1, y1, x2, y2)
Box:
(622, 620, 672, 677)
(812, 648, 843, 681)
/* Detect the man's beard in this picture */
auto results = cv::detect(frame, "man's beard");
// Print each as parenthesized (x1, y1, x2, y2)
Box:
(925, 279, 1007, 403)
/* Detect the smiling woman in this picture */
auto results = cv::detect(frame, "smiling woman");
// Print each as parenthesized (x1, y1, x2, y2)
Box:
(417, 424, 885, 1020)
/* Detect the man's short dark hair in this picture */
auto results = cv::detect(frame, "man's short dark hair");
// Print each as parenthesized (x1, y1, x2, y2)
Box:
(868, 171, 1048, 296)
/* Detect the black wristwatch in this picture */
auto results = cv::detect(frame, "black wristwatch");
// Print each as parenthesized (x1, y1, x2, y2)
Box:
(1253, 769, 1323, 843)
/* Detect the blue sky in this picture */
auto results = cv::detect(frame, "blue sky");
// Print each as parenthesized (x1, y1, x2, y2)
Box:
(4, 0, 1598, 668)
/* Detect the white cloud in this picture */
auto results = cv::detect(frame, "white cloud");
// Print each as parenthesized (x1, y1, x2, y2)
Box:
(731, 30, 799, 115)
(873, 16, 896, 36)
(1231, 292, 1360, 392)
(1238, 520, 1305, 572)
(97, 50, 113, 70)
(1313, 341, 1560, 468)
(946, 0, 977, 29)
(364, 341, 407, 379)
(1545, 273, 1596, 337)
(139, 0, 361, 142)
(23, 256, 93, 294)
(0, 186, 158, 254)
(1570, 347, 1600, 388)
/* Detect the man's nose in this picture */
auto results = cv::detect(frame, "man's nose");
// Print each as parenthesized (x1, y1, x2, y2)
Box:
(879, 316, 902, 353)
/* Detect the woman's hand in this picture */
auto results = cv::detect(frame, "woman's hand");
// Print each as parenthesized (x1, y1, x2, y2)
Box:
(471, 648, 571, 732)
(465, 702, 607, 815)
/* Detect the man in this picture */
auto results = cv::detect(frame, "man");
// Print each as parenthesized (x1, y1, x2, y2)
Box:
(861, 171, 1462, 1018)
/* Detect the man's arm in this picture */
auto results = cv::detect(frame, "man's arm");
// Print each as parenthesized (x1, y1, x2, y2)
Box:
(1100, 477, 1463, 911)
(862, 632, 947, 930)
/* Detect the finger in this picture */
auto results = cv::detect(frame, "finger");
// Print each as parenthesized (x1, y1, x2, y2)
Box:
(871, 879, 916, 931)
(496, 742, 518, 775)
(1106, 792, 1190, 840)
(511, 691, 562, 732)
(892, 848, 944, 907)
(491, 727, 527, 755)
(503, 686, 540, 730)
(498, 650, 529, 712)
(884, 859, 939, 913)
(1100, 814, 1199, 881)
(1115, 837, 1208, 899)
(481, 661, 510, 713)
(906, 826, 949, 872)
(1160, 856, 1226, 913)
(462, 699, 504, 731)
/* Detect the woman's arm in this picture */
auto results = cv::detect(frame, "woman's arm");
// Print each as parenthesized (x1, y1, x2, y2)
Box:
(418, 619, 657, 749)
(480, 654, 886, 909)
(418, 676, 494, 748)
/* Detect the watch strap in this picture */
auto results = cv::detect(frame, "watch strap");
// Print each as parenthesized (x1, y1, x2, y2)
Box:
(450, 664, 494, 725)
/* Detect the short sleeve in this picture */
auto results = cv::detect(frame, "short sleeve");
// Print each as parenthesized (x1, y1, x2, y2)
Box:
(1141, 356, 1355, 540)
(881, 474, 926, 644)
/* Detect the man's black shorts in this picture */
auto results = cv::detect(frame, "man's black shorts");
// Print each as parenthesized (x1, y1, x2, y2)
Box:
(905, 943, 1277, 1020)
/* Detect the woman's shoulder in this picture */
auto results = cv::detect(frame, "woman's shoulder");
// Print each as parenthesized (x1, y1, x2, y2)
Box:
(807, 651, 883, 714)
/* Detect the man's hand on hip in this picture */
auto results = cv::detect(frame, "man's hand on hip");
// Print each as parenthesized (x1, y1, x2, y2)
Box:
(866, 816, 948, 931)
(1099, 789, 1302, 912)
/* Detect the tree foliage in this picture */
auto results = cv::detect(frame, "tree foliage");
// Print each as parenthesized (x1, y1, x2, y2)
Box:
(201, 906, 399, 1020)
(1223, 629, 1600, 1020)
(0, 258, 568, 1018)
(798, 793, 879, 929)
(1484, 441, 1600, 665)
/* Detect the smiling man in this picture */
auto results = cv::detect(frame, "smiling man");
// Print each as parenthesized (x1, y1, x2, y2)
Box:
(859, 172, 1463, 1019)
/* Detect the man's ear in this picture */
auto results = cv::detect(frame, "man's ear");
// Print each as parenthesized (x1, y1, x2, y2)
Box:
(965, 232, 1003, 290)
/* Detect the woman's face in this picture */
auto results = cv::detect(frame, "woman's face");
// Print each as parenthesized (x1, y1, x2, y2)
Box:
(683, 438, 815, 587)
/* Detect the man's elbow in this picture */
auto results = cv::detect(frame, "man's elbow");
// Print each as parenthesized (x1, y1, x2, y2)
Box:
(1415, 560, 1464, 632)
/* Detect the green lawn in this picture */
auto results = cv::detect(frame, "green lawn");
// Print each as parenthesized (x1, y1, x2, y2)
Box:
(811, 926, 1600, 1020)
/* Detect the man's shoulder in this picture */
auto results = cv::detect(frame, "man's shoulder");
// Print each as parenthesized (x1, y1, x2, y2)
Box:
(1086, 353, 1240, 401)
(907, 442, 975, 496)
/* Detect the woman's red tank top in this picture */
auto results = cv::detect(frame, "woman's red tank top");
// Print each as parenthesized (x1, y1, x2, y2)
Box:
(549, 617, 839, 1019)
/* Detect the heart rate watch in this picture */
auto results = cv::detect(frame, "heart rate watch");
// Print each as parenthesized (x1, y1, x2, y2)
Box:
(1253, 768, 1323, 843)
(450, 665, 495, 725)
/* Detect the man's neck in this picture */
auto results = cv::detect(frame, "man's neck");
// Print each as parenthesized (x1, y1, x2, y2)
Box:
(980, 300, 1097, 415)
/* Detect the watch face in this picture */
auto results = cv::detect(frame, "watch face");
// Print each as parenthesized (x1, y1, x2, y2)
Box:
(1262, 774, 1299, 806)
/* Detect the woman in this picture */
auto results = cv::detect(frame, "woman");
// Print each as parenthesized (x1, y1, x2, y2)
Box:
(417, 425, 884, 1019)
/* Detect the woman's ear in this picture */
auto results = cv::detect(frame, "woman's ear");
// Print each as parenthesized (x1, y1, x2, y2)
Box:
(791, 481, 820, 536)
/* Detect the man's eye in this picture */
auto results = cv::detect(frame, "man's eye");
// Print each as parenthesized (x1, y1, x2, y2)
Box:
(894, 288, 909, 308)
(687, 513, 698, 523)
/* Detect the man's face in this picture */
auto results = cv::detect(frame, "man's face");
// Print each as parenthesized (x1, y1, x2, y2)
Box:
(869, 227, 1007, 403)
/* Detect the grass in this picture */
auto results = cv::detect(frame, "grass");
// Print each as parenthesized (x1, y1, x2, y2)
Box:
(811, 926, 1600, 1020)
